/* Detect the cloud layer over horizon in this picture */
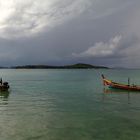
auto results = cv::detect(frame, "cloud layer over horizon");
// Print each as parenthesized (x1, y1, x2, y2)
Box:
(0, 0, 140, 68)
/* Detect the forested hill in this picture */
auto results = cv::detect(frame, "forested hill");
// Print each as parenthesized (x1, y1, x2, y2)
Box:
(12, 63, 108, 69)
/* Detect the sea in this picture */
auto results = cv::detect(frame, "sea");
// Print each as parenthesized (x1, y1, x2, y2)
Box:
(0, 69, 140, 140)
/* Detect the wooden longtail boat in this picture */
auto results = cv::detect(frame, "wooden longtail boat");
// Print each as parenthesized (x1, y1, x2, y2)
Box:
(0, 78, 10, 91)
(101, 74, 140, 91)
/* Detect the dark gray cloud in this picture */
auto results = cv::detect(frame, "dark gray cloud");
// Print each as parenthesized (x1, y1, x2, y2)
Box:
(0, 0, 140, 67)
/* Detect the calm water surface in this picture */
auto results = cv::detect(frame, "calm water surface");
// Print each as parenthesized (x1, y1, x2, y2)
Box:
(0, 69, 140, 140)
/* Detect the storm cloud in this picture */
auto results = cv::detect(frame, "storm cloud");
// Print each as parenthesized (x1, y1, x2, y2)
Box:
(73, 36, 122, 57)
(0, 0, 140, 67)
(0, 0, 91, 38)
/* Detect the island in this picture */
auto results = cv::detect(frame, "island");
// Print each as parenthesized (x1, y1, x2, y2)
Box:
(11, 63, 108, 69)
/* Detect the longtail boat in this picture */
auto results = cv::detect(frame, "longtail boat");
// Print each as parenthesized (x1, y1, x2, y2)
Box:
(0, 78, 10, 91)
(101, 74, 140, 91)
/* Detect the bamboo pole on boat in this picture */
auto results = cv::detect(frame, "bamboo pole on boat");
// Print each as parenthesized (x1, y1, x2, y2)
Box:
(128, 78, 130, 86)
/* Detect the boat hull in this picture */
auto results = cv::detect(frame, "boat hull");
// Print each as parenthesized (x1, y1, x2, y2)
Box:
(0, 85, 9, 91)
(102, 75, 140, 91)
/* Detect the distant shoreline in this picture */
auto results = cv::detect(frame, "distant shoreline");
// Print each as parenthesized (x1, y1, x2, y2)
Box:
(2, 63, 109, 69)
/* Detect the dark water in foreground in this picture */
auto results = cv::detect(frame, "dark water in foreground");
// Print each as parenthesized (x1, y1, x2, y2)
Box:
(0, 69, 140, 140)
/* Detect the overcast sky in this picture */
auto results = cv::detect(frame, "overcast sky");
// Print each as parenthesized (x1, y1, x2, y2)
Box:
(0, 0, 140, 68)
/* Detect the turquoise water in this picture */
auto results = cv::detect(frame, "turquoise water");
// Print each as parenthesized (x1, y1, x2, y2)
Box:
(0, 69, 140, 140)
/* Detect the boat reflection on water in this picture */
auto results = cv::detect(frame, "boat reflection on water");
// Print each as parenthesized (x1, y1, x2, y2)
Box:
(0, 91, 10, 99)
(102, 88, 131, 104)
(103, 88, 130, 94)
(103, 87, 140, 94)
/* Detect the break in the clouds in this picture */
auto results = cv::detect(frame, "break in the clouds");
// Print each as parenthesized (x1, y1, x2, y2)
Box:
(0, 0, 140, 67)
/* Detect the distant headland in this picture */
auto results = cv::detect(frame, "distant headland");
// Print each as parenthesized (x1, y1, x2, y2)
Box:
(10, 63, 108, 69)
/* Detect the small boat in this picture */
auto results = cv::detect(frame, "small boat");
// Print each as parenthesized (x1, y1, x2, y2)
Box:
(101, 74, 140, 91)
(0, 78, 10, 91)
